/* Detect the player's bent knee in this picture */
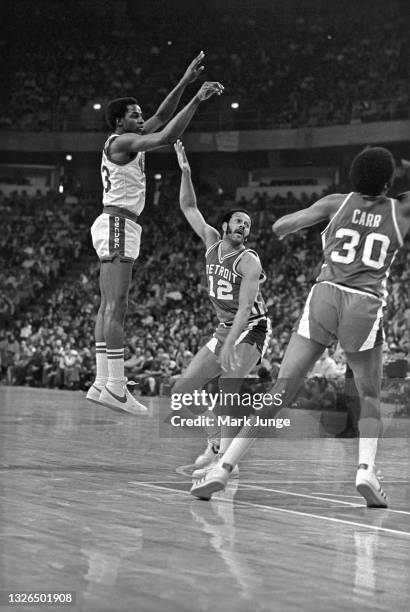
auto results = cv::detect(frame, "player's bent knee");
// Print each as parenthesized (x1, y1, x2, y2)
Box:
(359, 396, 381, 420)
(105, 299, 128, 318)
(97, 299, 107, 315)
(354, 381, 380, 399)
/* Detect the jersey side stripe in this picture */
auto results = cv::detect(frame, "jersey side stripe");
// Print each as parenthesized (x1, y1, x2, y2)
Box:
(390, 198, 404, 247)
(296, 285, 315, 338)
(380, 248, 399, 303)
(359, 301, 384, 351)
(261, 317, 272, 358)
(233, 316, 266, 345)
(119, 217, 126, 259)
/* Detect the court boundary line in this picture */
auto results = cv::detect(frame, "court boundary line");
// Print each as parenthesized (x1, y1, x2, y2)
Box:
(240, 459, 410, 464)
(134, 481, 410, 537)
(241, 484, 363, 507)
(177, 470, 410, 516)
(174, 463, 408, 485)
(311, 492, 363, 499)
(240, 484, 410, 516)
(128, 478, 408, 486)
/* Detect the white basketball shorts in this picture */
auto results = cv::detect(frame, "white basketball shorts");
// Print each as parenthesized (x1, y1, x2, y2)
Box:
(91, 213, 142, 263)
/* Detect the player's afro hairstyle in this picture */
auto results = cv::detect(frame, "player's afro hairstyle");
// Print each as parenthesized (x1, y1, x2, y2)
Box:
(349, 147, 395, 196)
(105, 97, 138, 131)
(220, 208, 251, 229)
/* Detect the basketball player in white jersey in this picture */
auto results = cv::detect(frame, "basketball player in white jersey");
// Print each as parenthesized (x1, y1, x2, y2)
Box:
(86, 52, 224, 414)
(191, 146, 410, 507)
(172, 141, 271, 475)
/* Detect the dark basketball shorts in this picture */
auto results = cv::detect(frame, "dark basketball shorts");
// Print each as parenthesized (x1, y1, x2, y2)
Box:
(295, 281, 384, 352)
(91, 213, 142, 263)
(206, 317, 272, 361)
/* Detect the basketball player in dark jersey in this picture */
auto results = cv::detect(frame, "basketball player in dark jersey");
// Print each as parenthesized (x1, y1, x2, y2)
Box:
(173, 140, 272, 476)
(86, 52, 223, 415)
(192, 146, 410, 507)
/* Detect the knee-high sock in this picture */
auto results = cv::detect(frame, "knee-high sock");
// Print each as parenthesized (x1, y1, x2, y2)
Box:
(358, 418, 380, 470)
(107, 348, 125, 392)
(95, 342, 108, 386)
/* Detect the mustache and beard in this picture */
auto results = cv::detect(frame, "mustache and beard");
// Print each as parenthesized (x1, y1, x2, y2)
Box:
(225, 224, 249, 243)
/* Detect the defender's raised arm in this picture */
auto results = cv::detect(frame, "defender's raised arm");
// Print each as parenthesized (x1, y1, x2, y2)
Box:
(174, 139, 219, 248)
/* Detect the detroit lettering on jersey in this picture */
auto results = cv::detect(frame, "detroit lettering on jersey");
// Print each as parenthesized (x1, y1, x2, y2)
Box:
(205, 241, 267, 326)
(205, 263, 239, 285)
(101, 134, 146, 217)
(317, 192, 404, 300)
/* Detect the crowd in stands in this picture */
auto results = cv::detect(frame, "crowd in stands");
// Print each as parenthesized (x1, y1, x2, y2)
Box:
(1, 180, 409, 399)
(0, 189, 93, 327)
(1, 0, 409, 131)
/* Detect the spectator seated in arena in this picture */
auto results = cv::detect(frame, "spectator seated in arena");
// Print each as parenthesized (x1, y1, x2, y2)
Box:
(2, 0, 409, 132)
(2, 184, 408, 398)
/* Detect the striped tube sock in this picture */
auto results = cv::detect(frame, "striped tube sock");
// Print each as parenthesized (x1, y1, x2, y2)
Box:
(95, 342, 108, 387)
(106, 348, 125, 393)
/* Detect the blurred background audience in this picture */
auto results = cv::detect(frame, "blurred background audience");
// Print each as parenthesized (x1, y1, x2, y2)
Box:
(1, 0, 409, 132)
(1, 181, 408, 396)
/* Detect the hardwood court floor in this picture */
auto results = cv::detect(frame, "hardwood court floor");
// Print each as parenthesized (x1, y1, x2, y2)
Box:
(0, 386, 409, 612)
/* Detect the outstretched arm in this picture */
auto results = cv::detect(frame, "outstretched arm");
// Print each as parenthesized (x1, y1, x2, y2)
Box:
(272, 194, 342, 239)
(112, 81, 224, 155)
(219, 252, 262, 372)
(174, 139, 219, 248)
(143, 52, 205, 134)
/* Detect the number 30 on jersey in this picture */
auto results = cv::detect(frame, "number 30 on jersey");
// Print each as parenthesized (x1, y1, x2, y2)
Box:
(330, 229, 390, 270)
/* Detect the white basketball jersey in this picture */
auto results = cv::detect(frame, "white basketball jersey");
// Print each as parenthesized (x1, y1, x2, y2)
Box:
(101, 134, 146, 216)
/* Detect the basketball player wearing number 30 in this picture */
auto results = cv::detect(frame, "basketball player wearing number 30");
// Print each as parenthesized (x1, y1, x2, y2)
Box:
(86, 53, 224, 414)
(191, 147, 410, 507)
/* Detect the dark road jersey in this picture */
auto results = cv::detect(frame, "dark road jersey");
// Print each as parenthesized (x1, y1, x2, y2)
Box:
(205, 241, 267, 325)
(317, 192, 404, 301)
